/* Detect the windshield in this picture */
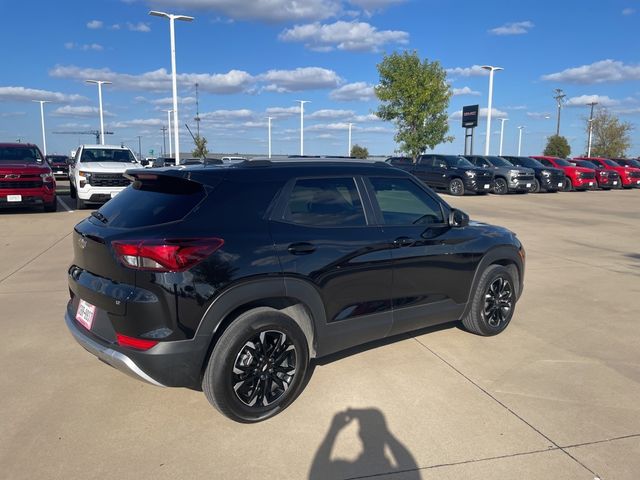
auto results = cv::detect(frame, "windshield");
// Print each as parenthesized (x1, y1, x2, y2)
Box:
(512, 157, 543, 168)
(575, 160, 597, 169)
(47, 156, 68, 163)
(624, 159, 640, 168)
(486, 156, 513, 167)
(554, 158, 572, 167)
(443, 156, 474, 168)
(80, 148, 136, 163)
(603, 159, 621, 167)
(0, 146, 43, 163)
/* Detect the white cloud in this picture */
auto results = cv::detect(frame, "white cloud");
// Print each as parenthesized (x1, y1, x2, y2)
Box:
(450, 107, 507, 120)
(541, 60, 640, 84)
(142, 0, 342, 22)
(622, 7, 636, 15)
(526, 112, 552, 119)
(151, 96, 197, 106)
(200, 109, 255, 121)
(51, 105, 115, 118)
(329, 81, 376, 101)
(56, 122, 92, 129)
(614, 107, 640, 115)
(0, 86, 88, 103)
(86, 20, 103, 29)
(49, 65, 255, 94)
(489, 21, 534, 36)
(452, 86, 480, 96)
(347, 0, 405, 12)
(111, 118, 164, 128)
(259, 67, 341, 92)
(64, 42, 104, 51)
(110, 24, 121, 30)
(446, 65, 489, 77)
(127, 22, 151, 32)
(279, 20, 408, 52)
(309, 109, 355, 119)
(265, 106, 300, 118)
(566, 94, 620, 107)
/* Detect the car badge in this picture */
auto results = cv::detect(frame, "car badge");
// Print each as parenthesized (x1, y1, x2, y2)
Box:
(5, 174, 20, 179)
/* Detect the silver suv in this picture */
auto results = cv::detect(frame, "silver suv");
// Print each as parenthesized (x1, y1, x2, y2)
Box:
(464, 155, 535, 194)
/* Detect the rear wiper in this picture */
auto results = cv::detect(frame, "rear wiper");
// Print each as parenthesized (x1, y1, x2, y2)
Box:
(91, 211, 108, 224)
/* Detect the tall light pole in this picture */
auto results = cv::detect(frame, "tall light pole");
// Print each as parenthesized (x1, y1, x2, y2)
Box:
(498, 118, 508, 156)
(267, 116, 273, 159)
(150, 10, 194, 165)
(160, 126, 167, 156)
(136, 135, 142, 161)
(347, 122, 353, 157)
(553, 88, 566, 136)
(165, 109, 173, 157)
(32, 100, 51, 156)
(517, 126, 525, 156)
(85, 80, 112, 145)
(587, 102, 598, 157)
(481, 65, 503, 155)
(296, 100, 309, 156)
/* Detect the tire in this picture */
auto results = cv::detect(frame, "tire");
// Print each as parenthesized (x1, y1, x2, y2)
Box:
(69, 182, 77, 199)
(76, 196, 86, 210)
(448, 178, 465, 196)
(202, 308, 310, 423)
(564, 178, 574, 192)
(461, 264, 517, 336)
(530, 178, 541, 193)
(493, 177, 508, 195)
(43, 197, 57, 212)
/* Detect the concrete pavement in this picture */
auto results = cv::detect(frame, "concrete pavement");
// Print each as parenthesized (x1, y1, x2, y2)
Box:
(0, 188, 639, 479)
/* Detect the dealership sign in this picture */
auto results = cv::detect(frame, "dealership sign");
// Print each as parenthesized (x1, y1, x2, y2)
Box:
(462, 105, 479, 128)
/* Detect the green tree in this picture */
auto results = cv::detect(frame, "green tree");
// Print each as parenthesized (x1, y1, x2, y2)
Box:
(375, 50, 453, 161)
(588, 109, 632, 158)
(350, 144, 369, 159)
(543, 135, 571, 158)
(192, 135, 209, 158)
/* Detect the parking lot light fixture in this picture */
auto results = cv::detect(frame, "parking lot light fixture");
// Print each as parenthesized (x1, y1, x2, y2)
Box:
(32, 100, 51, 156)
(348, 123, 353, 157)
(267, 117, 273, 158)
(499, 118, 508, 156)
(85, 80, 112, 145)
(165, 109, 173, 157)
(295, 100, 310, 156)
(517, 126, 525, 156)
(149, 10, 194, 165)
(481, 65, 503, 156)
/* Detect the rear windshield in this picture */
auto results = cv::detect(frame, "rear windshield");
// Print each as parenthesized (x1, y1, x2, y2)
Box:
(0, 146, 43, 163)
(95, 175, 206, 228)
(81, 148, 136, 163)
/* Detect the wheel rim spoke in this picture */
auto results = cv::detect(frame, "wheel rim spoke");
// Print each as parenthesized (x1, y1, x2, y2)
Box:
(482, 277, 513, 328)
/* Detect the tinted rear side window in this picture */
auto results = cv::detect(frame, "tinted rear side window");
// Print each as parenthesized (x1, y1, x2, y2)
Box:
(285, 177, 366, 227)
(96, 176, 206, 228)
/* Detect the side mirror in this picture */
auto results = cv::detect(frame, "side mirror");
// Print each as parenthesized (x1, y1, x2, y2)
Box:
(140, 159, 149, 166)
(66, 157, 73, 165)
(449, 208, 469, 228)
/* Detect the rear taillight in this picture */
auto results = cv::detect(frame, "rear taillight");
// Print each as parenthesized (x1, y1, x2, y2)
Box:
(113, 238, 224, 272)
(116, 333, 158, 350)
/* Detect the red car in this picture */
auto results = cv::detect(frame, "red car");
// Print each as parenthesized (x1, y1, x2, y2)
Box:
(574, 157, 640, 189)
(570, 159, 621, 190)
(532, 156, 596, 191)
(0, 143, 57, 212)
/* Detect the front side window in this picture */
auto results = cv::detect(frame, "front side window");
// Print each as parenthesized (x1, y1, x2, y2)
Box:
(285, 177, 366, 227)
(369, 177, 444, 226)
(80, 148, 136, 163)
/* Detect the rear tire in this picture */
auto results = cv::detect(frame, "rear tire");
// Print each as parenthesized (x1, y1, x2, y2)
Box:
(448, 178, 465, 196)
(461, 264, 517, 336)
(202, 308, 310, 423)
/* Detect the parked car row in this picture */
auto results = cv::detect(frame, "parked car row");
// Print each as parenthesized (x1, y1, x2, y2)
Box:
(387, 154, 640, 196)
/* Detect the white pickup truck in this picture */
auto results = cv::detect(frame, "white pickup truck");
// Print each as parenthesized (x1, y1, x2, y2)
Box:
(68, 144, 141, 209)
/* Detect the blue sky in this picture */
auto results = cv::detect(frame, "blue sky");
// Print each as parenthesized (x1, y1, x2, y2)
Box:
(1, 0, 639, 158)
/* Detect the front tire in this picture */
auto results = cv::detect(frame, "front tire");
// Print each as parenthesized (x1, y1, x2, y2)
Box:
(69, 182, 77, 199)
(76, 196, 86, 210)
(530, 178, 541, 193)
(448, 178, 465, 196)
(564, 178, 574, 192)
(202, 308, 310, 423)
(461, 265, 517, 336)
(493, 177, 508, 195)
(43, 197, 57, 212)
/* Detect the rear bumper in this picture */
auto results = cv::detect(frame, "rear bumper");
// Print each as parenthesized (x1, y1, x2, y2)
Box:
(65, 310, 166, 387)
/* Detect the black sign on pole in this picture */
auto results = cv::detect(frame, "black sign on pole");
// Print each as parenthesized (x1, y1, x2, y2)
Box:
(462, 104, 479, 128)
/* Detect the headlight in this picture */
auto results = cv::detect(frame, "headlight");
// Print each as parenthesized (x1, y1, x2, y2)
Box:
(464, 170, 476, 177)
(541, 170, 551, 177)
(40, 173, 54, 182)
(599, 170, 608, 177)
(78, 171, 92, 178)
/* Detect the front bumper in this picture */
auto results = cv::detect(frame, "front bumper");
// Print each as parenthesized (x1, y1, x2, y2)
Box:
(76, 184, 127, 203)
(0, 186, 56, 206)
(621, 177, 640, 188)
(540, 175, 565, 191)
(574, 177, 597, 190)
(463, 177, 494, 192)
(507, 176, 535, 191)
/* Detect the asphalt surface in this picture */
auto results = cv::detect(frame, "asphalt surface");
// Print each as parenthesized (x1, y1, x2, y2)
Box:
(1, 182, 639, 479)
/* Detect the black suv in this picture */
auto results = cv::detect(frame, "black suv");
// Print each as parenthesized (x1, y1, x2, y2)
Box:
(65, 159, 525, 422)
(387, 154, 494, 196)
(501, 156, 565, 193)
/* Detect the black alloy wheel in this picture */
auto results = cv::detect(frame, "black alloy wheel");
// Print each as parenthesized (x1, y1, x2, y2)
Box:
(448, 178, 465, 196)
(482, 277, 513, 328)
(232, 330, 297, 408)
(493, 177, 508, 195)
(530, 178, 541, 193)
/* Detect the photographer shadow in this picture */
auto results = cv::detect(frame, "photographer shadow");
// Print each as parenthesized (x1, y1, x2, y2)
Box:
(309, 408, 420, 480)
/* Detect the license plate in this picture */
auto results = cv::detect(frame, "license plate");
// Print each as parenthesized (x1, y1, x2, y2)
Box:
(484, 184, 490, 189)
(589, 182, 594, 186)
(613, 181, 618, 185)
(558, 182, 563, 187)
(526, 183, 531, 188)
(7, 195, 22, 202)
(76, 300, 96, 330)
(110, 191, 119, 198)
(56, 170, 64, 174)
(637, 180, 640, 185)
